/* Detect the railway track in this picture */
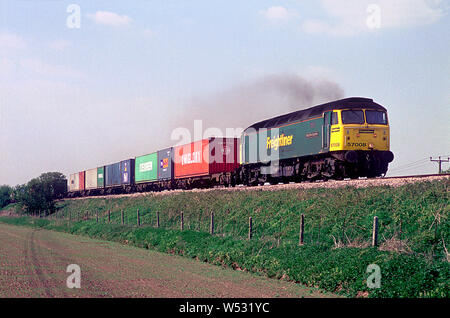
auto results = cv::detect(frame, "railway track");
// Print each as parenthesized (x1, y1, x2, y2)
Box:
(61, 173, 450, 200)
(374, 173, 450, 180)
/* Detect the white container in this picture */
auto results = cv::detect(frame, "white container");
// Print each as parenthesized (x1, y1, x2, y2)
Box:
(85, 168, 98, 190)
(68, 173, 80, 192)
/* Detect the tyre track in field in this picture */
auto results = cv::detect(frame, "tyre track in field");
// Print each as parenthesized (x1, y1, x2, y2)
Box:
(23, 228, 117, 297)
(24, 229, 53, 297)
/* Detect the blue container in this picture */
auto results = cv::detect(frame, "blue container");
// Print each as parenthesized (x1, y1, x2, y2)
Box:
(157, 147, 174, 181)
(105, 162, 121, 187)
(120, 159, 135, 185)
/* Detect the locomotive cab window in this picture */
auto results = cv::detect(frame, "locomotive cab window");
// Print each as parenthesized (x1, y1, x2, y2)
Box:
(341, 110, 364, 124)
(331, 112, 339, 125)
(366, 110, 388, 125)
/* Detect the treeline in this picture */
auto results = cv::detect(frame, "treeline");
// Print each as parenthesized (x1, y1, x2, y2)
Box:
(1, 172, 67, 214)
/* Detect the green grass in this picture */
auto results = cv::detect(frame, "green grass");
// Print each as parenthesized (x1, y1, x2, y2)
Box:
(1, 179, 448, 298)
(0, 215, 448, 298)
(51, 179, 449, 259)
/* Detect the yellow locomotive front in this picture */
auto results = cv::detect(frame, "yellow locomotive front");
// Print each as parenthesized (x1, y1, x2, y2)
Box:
(328, 108, 394, 178)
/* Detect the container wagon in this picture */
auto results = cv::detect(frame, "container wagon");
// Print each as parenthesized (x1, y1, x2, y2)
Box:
(173, 137, 240, 189)
(67, 172, 80, 196)
(105, 159, 135, 194)
(134, 152, 158, 192)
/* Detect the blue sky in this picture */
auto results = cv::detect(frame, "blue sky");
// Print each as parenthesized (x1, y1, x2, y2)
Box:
(0, 0, 449, 185)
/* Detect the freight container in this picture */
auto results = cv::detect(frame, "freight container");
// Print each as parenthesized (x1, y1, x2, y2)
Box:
(68, 173, 79, 192)
(120, 159, 135, 185)
(85, 168, 98, 190)
(97, 166, 105, 188)
(135, 153, 157, 183)
(157, 147, 174, 181)
(79, 171, 85, 191)
(174, 138, 239, 179)
(105, 162, 121, 187)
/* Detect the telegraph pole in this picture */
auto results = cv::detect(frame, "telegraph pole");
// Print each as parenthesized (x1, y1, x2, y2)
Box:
(430, 156, 450, 174)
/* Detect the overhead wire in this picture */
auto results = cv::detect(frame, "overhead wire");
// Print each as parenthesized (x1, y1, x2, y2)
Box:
(388, 158, 429, 172)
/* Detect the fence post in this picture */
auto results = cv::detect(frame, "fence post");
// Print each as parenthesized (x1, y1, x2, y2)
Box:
(96, 211, 98, 223)
(372, 216, 379, 247)
(248, 217, 253, 240)
(181, 212, 184, 231)
(108, 210, 111, 223)
(137, 209, 140, 227)
(299, 214, 305, 246)
(121, 210, 124, 225)
(156, 211, 160, 228)
(210, 212, 214, 235)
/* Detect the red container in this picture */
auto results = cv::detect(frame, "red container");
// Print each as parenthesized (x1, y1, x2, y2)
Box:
(79, 171, 86, 191)
(174, 138, 239, 179)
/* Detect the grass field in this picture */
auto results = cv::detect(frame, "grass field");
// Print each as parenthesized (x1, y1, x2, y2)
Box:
(1, 179, 448, 297)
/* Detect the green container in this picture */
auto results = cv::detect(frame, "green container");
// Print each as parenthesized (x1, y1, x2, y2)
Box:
(97, 166, 105, 188)
(135, 153, 158, 183)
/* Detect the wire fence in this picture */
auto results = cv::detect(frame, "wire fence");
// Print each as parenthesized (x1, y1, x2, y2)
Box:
(34, 208, 400, 251)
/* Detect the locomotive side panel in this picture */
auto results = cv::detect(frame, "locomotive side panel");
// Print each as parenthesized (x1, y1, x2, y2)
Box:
(243, 116, 324, 164)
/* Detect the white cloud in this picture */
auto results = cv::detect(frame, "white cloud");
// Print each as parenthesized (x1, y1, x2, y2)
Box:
(302, 0, 446, 36)
(259, 6, 298, 21)
(87, 11, 132, 27)
(49, 40, 72, 51)
(0, 31, 26, 49)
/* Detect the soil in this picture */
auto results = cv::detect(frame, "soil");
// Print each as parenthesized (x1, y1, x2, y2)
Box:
(0, 223, 338, 298)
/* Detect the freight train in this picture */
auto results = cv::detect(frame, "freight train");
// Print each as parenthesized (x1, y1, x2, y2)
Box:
(67, 97, 394, 197)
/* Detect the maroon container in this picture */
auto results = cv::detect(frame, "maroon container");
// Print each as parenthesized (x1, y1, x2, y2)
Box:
(79, 171, 85, 191)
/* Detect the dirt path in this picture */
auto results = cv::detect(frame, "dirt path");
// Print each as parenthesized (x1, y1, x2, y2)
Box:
(0, 223, 337, 298)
